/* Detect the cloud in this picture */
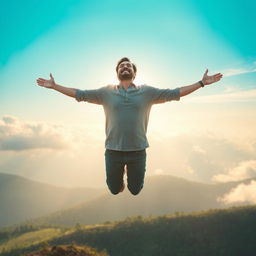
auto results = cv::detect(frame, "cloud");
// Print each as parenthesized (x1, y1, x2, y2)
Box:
(192, 145, 206, 155)
(222, 68, 256, 77)
(212, 160, 256, 183)
(148, 131, 256, 183)
(0, 115, 255, 187)
(185, 88, 256, 104)
(217, 181, 256, 204)
(0, 115, 69, 151)
(187, 63, 256, 104)
(182, 163, 195, 174)
(153, 169, 165, 175)
(2, 116, 18, 124)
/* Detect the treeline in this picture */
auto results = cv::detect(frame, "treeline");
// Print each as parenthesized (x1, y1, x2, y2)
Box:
(53, 206, 256, 256)
(0, 224, 68, 242)
(0, 225, 41, 241)
(1, 205, 256, 256)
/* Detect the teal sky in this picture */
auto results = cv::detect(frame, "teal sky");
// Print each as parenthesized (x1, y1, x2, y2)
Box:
(1, 0, 256, 65)
(1, 0, 255, 115)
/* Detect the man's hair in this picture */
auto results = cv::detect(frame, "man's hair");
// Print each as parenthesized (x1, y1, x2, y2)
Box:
(116, 57, 137, 74)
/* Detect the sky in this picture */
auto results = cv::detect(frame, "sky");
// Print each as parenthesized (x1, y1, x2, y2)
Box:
(0, 0, 256, 203)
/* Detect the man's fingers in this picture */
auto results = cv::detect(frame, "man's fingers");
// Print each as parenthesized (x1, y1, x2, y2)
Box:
(36, 77, 49, 87)
(50, 73, 54, 80)
(215, 75, 223, 81)
(37, 80, 45, 83)
(214, 74, 223, 79)
(204, 69, 208, 76)
(36, 82, 44, 86)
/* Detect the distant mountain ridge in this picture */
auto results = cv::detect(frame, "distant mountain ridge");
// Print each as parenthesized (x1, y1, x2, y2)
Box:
(25, 174, 256, 227)
(0, 172, 105, 228)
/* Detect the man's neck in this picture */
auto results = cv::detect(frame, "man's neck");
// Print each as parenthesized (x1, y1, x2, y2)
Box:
(119, 80, 134, 90)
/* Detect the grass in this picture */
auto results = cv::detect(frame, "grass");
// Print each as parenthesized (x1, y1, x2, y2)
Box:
(0, 228, 62, 252)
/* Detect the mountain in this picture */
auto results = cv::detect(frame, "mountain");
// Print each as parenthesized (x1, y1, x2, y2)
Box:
(26, 175, 255, 227)
(1, 205, 256, 256)
(0, 173, 105, 228)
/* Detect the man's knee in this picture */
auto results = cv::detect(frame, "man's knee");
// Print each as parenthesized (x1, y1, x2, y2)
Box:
(110, 189, 120, 195)
(128, 185, 143, 196)
(107, 183, 123, 195)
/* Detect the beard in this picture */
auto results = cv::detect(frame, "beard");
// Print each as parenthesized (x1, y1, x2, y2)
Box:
(118, 69, 134, 80)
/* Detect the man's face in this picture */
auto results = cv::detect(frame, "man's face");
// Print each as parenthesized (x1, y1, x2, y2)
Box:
(117, 61, 135, 81)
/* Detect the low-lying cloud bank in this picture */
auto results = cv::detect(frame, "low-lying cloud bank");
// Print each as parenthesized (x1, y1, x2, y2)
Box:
(212, 160, 256, 183)
(0, 115, 255, 187)
(185, 88, 256, 103)
(0, 115, 69, 151)
(218, 180, 256, 204)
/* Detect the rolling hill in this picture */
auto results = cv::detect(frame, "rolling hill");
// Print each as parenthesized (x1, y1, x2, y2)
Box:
(25, 175, 255, 227)
(0, 172, 105, 228)
(1, 205, 256, 256)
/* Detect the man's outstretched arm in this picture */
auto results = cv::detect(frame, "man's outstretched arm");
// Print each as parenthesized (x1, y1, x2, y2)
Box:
(179, 69, 223, 97)
(36, 73, 77, 98)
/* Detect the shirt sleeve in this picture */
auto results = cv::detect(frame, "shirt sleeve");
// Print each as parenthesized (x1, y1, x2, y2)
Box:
(148, 86, 180, 104)
(75, 87, 104, 105)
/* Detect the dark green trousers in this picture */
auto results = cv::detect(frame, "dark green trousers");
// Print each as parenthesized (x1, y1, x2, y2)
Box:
(104, 149, 146, 195)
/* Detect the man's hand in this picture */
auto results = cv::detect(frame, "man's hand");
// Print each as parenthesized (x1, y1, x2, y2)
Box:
(36, 74, 77, 98)
(202, 69, 223, 85)
(36, 73, 56, 89)
(179, 69, 223, 97)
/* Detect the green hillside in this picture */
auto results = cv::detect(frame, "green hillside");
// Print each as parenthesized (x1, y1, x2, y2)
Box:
(1, 205, 256, 256)
(0, 173, 105, 227)
(0, 228, 62, 252)
(26, 175, 254, 227)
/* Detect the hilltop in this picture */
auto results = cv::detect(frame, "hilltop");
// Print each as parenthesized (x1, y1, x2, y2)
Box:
(25, 244, 108, 256)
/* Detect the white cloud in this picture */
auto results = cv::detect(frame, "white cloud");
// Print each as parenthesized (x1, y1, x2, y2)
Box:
(185, 89, 256, 103)
(212, 160, 256, 183)
(223, 86, 240, 93)
(217, 180, 256, 204)
(222, 68, 256, 77)
(0, 115, 108, 188)
(0, 115, 69, 151)
(2, 116, 18, 124)
(154, 169, 165, 175)
(0, 115, 255, 187)
(148, 130, 256, 182)
(192, 145, 206, 155)
(182, 163, 195, 174)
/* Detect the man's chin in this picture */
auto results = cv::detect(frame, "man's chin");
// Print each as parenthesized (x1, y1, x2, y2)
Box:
(118, 74, 133, 80)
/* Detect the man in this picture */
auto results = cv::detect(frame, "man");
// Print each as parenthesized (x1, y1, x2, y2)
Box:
(36, 57, 223, 195)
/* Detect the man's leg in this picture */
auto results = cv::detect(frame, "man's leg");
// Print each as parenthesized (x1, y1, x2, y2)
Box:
(104, 149, 126, 195)
(126, 149, 146, 195)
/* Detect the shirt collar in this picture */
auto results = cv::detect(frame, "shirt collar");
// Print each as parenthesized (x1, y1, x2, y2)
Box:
(117, 83, 136, 90)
